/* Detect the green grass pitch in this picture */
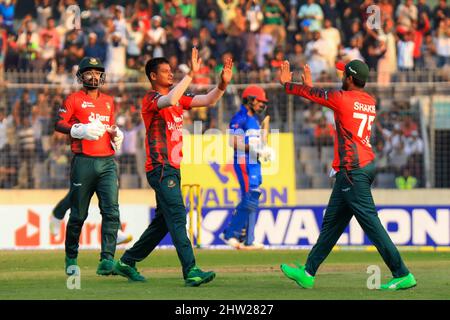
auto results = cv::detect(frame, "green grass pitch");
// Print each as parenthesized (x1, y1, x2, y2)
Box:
(0, 249, 449, 300)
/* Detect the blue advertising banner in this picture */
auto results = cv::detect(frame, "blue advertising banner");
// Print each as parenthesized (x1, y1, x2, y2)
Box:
(150, 206, 450, 247)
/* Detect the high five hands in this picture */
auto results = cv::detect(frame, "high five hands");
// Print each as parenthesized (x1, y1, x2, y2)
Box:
(280, 60, 313, 87)
(190, 47, 202, 76)
(190, 47, 233, 87)
(301, 64, 313, 87)
(220, 56, 233, 87)
(279, 60, 292, 86)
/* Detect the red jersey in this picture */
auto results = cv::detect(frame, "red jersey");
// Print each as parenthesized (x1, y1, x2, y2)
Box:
(55, 90, 115, 157)
(141, 90, 194, 172)
(285, 83, 376, 171)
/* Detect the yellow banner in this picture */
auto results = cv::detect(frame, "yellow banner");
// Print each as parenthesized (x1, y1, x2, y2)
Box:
(181, 133, 296, 207)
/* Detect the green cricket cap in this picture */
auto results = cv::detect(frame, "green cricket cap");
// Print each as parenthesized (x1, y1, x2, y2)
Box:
(78, 57, 105, 73)
(336, 60, 369, 83)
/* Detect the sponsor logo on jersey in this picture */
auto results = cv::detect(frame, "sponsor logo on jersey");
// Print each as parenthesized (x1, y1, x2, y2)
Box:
(88, 112, 110, 123)
(167, 122, 184, 131)
(167, 114, 184, 131)
(81, 101, 95, 109)
(173, 115, 183, 123)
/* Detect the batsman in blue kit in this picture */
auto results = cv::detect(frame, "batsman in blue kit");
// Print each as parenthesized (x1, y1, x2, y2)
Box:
(221, 85, 274, 250)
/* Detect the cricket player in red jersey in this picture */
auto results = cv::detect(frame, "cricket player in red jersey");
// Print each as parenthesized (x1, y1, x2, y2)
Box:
(278, 60, 416, 291)
(55, 57, 124, 276)
(114, 48, 233, 286)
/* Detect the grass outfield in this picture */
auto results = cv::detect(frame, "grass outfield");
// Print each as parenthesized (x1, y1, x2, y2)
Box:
(0, 249, 449, 300)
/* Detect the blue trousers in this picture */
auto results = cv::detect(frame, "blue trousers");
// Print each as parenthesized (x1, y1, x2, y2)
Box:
(223, 158, 262, 245)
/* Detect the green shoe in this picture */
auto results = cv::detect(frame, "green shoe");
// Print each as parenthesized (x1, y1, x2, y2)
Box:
(113, 260, 146, 282)
(185, 266, 216, 287)
(380, 273, 417, 291)
(96, 259, 115, 276)
(280, 263, 315, 289)
(65, 257, 78, 276)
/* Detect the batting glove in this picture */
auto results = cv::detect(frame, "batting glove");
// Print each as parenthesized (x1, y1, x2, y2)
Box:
(248, 136, 275, 163)
(258, 145, 275, 163)
(70, 120, 106, 140)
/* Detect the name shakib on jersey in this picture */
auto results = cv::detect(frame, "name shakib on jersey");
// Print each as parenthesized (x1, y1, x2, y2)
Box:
(353, 102, 376, 113)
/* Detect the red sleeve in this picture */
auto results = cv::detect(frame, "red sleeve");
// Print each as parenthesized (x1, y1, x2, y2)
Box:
(180, 93, 195, 110)
(284, 82, 343, 112)
(142, 91, 161, 114)
(55, 95, 75, 134)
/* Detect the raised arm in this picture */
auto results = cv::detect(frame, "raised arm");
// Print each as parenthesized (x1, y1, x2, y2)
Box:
(156, 75, 193, 108)
(189, 56, 233, 108)
(156, 48, 201, 109)
(279, 60, 341, 111)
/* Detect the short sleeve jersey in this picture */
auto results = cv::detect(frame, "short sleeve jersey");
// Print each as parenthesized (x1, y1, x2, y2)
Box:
(55, 90, 115, 156)
(141, 90, 194, 172)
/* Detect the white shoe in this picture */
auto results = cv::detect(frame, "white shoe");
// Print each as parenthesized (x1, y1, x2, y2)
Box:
(117, 229, 133, 245)
(238, 242, 265, 250)
(219, 233, 241, 249)
(49, 215, 62, 237)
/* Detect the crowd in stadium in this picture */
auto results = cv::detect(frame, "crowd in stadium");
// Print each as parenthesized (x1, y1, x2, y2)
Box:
(0, 0, 448, 83)
(0, 0, 448, 189)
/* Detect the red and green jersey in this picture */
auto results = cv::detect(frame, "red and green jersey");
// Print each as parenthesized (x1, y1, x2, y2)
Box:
(55, 90, 115, 157)
(141, 90, 194, 172)
(285, 83, 376, 172)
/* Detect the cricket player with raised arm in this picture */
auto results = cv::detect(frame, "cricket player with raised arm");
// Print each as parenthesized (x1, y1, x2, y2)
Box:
(55, 57, 124, 276)
(113, 47, 233, 286)
(278, 60, 416, 290)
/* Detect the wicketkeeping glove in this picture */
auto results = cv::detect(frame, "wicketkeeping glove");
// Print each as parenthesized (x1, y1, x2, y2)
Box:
(107, 125, 124, 152)
(70, 119, 106, 140)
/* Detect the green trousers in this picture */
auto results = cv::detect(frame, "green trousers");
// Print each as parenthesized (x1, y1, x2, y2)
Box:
(66, 154, 120, 261)
(305, 162, 410, 278)
(53, 191, 71, 220)
(121, 165, 196, 279)
(53, 191, 124, 230)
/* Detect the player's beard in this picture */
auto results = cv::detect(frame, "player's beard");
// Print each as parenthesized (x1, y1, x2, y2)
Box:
(78, 70, 106, 89)
(342, 78, 349, 91)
